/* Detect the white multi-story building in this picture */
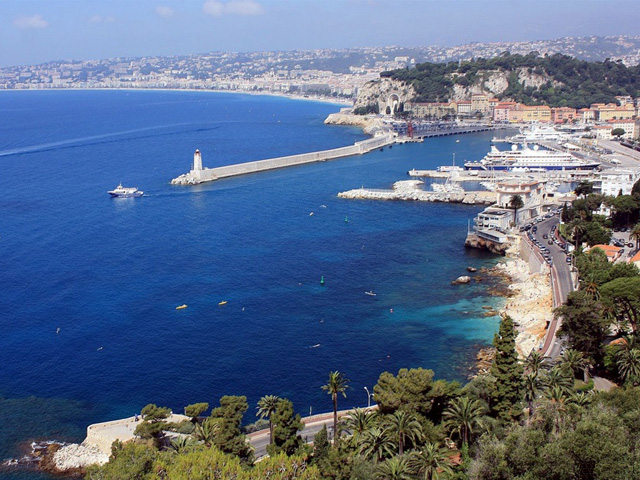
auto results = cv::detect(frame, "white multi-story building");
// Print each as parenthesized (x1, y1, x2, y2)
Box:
(495, 179, 546, 221)
(593, 169, 639, 196)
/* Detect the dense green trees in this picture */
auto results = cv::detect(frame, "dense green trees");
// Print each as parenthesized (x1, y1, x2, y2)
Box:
(373, 367, 460, 421)
(469, 388, 640, 480)
(184, 402, 209, 424)
(87, 443, 319, 480)
(382, 53, 640, 107)
(557, 291, 609, 363)
(209, 395, 254, 463)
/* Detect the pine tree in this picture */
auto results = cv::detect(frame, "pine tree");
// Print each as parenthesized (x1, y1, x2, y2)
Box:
(489, 315, 524, 420)
(266, 399, 305, 456)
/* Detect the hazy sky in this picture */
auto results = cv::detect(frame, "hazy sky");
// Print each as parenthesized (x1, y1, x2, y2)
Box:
(2, 0, 639, 66)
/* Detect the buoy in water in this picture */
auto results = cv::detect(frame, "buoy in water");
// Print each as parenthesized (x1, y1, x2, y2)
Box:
(320, 276, 325, 285)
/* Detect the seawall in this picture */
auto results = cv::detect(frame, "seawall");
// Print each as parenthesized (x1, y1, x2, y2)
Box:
(171, 134, 394, 185)
(339, 180, 496, 205)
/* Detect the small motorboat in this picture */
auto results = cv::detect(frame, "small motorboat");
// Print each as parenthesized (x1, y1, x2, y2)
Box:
(219, 300, 228, 306)
(176, 304, 188, 310)
(365, 291, 376, 296)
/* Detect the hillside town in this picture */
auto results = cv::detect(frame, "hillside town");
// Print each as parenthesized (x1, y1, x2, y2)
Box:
(406, 94, 640, 140)
(2, 35, 640, 100)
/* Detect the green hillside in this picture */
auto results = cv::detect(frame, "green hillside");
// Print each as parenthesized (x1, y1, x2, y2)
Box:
(382, 53, 640, 108)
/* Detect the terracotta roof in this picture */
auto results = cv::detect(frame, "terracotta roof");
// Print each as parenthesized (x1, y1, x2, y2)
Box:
(629, 250, 640, 264)
(589, 244, 622, 259)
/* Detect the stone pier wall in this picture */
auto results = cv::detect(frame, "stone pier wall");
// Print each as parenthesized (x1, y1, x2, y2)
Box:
(171, 134, 393, 185)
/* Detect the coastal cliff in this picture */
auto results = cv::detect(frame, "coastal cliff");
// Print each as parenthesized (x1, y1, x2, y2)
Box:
(352, 77, 416, 113)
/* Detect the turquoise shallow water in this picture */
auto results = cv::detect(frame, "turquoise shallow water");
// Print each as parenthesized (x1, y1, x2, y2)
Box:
(0, 90, 502, 477)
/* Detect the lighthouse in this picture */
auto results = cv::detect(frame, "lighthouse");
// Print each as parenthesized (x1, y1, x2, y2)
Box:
(193, 149, 203, 171)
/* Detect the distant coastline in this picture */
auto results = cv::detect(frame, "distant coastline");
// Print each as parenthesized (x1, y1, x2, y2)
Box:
(0, 86, 354, 108)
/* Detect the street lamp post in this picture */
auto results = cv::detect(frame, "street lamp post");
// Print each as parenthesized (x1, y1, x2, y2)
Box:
(364, 387, 372, 408)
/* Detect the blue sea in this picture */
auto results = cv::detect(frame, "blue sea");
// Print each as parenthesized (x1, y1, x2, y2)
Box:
(0, 90, 502, 478)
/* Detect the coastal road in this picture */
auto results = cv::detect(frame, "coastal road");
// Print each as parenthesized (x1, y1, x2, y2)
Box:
(522, 214, 575, 360)
(248, 408, 370, 458)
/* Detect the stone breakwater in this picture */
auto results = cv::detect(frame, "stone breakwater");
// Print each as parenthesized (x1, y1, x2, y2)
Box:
(171, 133, 394, 185)
(338, 180, 496, 205)
(492, 258, 553, 357)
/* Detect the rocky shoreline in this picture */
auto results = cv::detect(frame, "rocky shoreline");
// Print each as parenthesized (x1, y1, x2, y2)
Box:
(487, 258, 553, 358)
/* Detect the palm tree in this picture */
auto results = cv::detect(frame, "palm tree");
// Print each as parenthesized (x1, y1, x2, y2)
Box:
(384, 410, 423, 455)
(569, 219, 587, 250)
(408, 443, 453, 480)
(343, 408, 376, 440)
(321, 371, 349, 440)
(170, 436, 196, 453)
(442, 396, 485, 448)
(256, 395, 280, 445)
(568, 391, 592, 409)
(193, 417, 220, 447)
(524, 351, 547, 378)
(541, 365, 573, 392)
(358, 427, 396, 463)
(375, 456, 413, 480)
(616, 347, 640, 384)
(508, 194, 524, 227)
(544, 385, 568, 435)
(583, 276, 601, 301)
(523, 373, 540, 420)
(561, 348, 588, 382)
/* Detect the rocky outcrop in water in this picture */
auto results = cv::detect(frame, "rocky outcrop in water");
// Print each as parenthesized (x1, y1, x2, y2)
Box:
(464, 234, 510, 255)
(451, 276, 471, 285)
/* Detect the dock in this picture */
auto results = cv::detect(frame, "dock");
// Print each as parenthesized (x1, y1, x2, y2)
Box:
(407, 169, 595, 182)
(338, 180, 496, 205)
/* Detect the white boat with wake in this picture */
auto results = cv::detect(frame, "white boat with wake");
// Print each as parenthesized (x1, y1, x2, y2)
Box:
(107, 184, 144, 198)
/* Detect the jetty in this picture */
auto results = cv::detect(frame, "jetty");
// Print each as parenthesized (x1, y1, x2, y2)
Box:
(170, 119, 504, 186)
(171, 134, 393, 185)
(338, 180, 496, 205)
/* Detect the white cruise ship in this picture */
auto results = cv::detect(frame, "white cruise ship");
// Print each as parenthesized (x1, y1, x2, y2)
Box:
(464, 144, 599, 171)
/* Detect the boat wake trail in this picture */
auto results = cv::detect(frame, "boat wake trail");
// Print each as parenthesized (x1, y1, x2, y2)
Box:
(0, 123, 222, 158)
